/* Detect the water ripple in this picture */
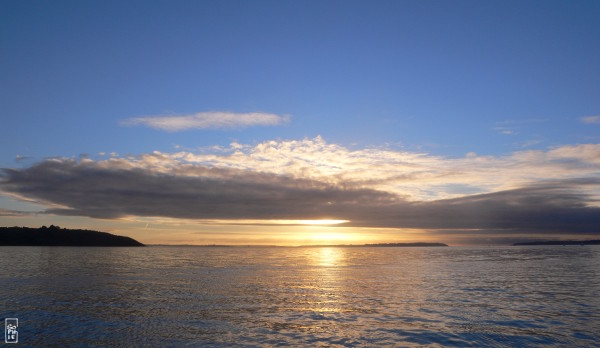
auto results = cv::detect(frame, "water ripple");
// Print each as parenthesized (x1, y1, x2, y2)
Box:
(1, 245, 599, 346)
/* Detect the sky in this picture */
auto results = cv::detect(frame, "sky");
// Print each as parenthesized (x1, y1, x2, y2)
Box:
(1, 0, 600, 245)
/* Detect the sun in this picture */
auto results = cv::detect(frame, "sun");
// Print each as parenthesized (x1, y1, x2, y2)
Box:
(294, 225, 367, 245)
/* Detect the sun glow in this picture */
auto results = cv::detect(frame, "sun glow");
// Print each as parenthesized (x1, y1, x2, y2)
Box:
(183, 219, 351, 226)
(311, 232, 350, 242)
(297, 225, 367, 245)
(296, 220, 350, 225)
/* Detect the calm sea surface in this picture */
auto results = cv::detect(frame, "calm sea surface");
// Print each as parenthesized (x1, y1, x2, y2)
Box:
(1, 246, 599, 347)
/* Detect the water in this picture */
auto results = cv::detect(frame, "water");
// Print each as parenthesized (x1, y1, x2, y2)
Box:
(1, 246, 599, 347)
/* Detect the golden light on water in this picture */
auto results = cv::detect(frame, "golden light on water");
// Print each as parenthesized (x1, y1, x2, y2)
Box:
(315, 247, 344, 267)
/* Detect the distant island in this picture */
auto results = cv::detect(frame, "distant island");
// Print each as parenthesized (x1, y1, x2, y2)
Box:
(513, 240, 600, 246)
(362, 242, 447, 247)
(301, 242, 448, 248)
(0, 226, 144, 246)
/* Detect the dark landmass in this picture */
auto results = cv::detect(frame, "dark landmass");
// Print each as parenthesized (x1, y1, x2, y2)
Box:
(513, 240, 600, 246)
(0, 226, 144, 246)
(362, 242, 447, 247)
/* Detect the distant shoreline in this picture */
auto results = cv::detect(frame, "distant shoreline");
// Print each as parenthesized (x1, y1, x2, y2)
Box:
(513, 240, 600, 246)
(0, 226, 144, 246)
(305, 242, 448, 248)
(148, 242, 448, 248)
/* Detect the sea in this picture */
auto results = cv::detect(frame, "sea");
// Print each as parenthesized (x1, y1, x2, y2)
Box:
(1, 245, 599, 347)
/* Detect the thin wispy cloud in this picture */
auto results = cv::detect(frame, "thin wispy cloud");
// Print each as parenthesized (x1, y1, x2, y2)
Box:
(493, 119, 547, 137)
(494, 127, 515, 135)
(15, 155, 32, 162)
(121, 111, 290, 131)
(520, 139, 542, 148)
(0, 208, 26, 217)
(580, 115, 600, 124)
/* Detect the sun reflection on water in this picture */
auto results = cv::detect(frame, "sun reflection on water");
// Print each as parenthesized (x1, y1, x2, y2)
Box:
(291, 247, 349, 316)
(315, 247, 344, 267)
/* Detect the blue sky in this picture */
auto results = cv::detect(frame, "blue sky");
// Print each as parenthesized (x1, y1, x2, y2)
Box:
(1, 1, 600, 245)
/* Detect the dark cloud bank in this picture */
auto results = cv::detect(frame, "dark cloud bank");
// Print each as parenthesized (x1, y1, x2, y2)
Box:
(1, 159, 599, 237)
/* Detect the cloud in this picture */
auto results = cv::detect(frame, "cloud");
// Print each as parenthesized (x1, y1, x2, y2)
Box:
(121, 111, 290, 131)
(376, 182, 600, 233)
(494, 127, 515, 135)
(0, 208, 26, 217)
(580, 115, 600, 124)
(158, 136, 600, 202)
(15, 155, 32, 162)
(520, 139, 542, 148)
(1, 146, 600, 236)
(0, 158, 396, 220)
